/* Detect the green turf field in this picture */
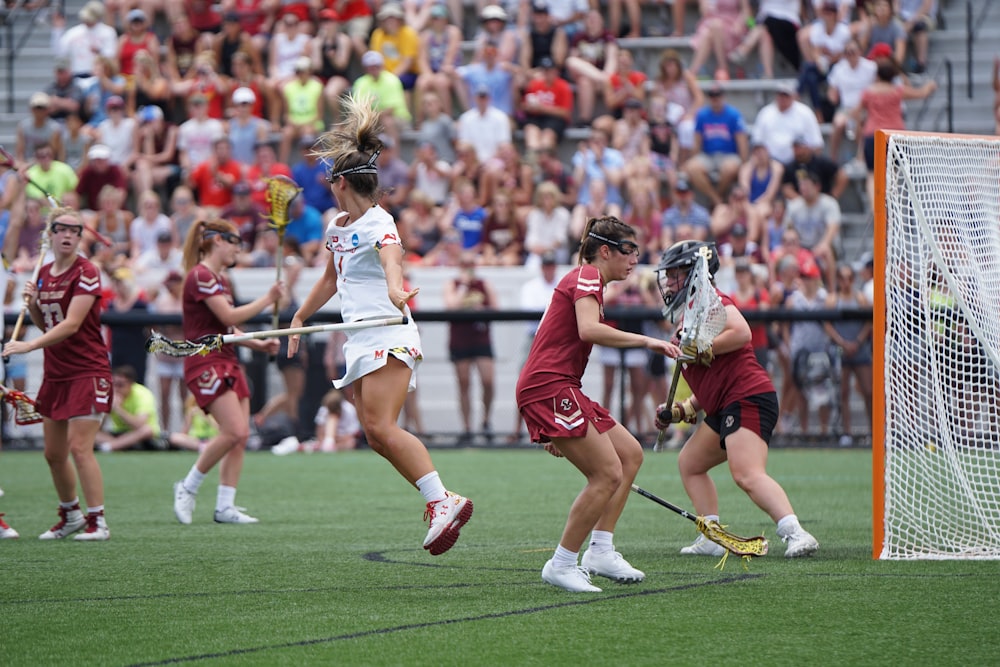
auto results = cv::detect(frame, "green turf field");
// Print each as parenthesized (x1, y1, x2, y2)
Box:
(2, 448, 997, 666)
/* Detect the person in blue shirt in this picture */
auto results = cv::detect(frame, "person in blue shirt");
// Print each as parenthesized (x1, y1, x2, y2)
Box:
(284, 196, 325, 264)
(570, 126, 626, 210)
(659, 176, 712, 247)
(444, 180, 487, 254)
(291, 136, 336, 215)
(683, 83, 749, 208)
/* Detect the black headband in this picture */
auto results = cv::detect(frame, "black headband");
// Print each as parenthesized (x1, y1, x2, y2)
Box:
(327, 148, 381, 181)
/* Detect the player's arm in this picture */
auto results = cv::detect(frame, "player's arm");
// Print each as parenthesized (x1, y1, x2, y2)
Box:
(17, 293, 98, 352)
(288, 249, 339, 357)
(380, 242, 418, 312)
(575, 294, 680, 357)
(203, 286, 280, 329)
(709, 303, 753, 355)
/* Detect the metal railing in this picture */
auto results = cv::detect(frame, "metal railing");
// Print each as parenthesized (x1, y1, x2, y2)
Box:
(1, 0, 56, 113)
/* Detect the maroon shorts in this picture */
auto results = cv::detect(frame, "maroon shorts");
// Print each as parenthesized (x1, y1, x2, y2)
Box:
(519, 386, 617, 443)
(185, 360, 250, 410)
(36, 375, 112, 421)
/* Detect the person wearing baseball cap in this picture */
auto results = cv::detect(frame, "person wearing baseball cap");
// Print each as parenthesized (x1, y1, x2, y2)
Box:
(228, 87, 269, 166)
(56, 0, 118, 80)
(352, 51, 413, 129)
(521, 55, 573, 153)
(316, 6, 353, 123)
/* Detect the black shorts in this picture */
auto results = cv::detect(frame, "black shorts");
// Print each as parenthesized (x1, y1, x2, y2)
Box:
(704, 391, 779, 449)
(523, 114, 568, 141)
(449, 344, 494, 362)
(647, 350, 666, 378)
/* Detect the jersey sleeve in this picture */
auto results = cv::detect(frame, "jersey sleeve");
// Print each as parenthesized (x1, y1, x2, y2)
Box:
(72, 259, 103, 298)
(187, 264, 225, 304)
(571, 264, 604, 307)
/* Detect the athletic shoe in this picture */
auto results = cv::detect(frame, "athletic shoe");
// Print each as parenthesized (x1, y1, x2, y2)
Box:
(173, 481, 196, 525)
(781, 529, 819, 558)
(38, 505, 86, 540)
(214, 506, 259, 524)
(542, 559, 602, 592)
(0, 513, 18, 539)
(271, 436, 301, 456)
(74, 512, 110, 541)
(581, 549, 645, 583)
(422, 492, 473, 555)
(679, 534, 726, 557)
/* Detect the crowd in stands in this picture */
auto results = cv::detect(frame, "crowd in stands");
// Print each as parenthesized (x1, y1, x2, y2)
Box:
(2, 0, 958, 444)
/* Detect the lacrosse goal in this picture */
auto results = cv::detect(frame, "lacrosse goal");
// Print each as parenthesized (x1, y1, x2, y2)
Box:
(873, 130, 1000, 559)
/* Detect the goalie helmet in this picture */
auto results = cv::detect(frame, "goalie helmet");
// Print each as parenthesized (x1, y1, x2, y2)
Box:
(655, 240, 719, 321)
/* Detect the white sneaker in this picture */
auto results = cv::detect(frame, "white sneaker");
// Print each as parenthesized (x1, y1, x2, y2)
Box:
(581, 549, 645, 583)
(679, 534, 726, 556)
(214, 506, 259, 524)
(173, 481, 196, 525)
(271, 436, 301, 456)
(74, 513, 110, 541)
(422, 492, 473, 555)
(39, 506, 87, 540)
(0, 513, 18, 539)
(781, 529, 819, 558)
(542, 559, 602, 592)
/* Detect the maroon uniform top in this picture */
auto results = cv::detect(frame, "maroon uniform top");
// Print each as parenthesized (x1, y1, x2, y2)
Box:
(447, 278, 493, 353)
(516, 264, 604, 407)
(36, 256, 110, 381)
(681, 291, 775, 415)
(182, 263, 238, 378)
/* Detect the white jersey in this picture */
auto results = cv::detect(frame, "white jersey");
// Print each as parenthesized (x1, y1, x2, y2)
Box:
(324, 205, 422, 390)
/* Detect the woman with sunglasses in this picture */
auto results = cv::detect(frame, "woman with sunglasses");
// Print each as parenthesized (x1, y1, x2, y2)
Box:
(286, 93, 474, 557)
(516, 216, 681, 593)
(171, 220, 283, 526)
(4, 209, 113, 541)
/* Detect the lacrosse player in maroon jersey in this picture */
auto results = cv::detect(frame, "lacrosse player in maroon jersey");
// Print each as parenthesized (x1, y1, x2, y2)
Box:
(4, 208, 113, 541)
(516, 216, 682, 593)
(654, 240, 819, 558)
(171, 219, 283, 526)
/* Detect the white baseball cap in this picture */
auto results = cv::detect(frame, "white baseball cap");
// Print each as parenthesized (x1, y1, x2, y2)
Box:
(232, 87, 256, 104)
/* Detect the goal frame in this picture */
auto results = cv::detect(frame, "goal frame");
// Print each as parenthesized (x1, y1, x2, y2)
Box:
(872, 129, 1000, 560)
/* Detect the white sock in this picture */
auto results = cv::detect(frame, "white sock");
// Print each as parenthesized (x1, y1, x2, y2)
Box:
(705, 514, 720, 523)
(776, 514, 800, 537)
(60, 498, 80, 510)
(183, 467, 206, 494)
(589, 530, 614, 554)
(86, 505, 104, 515)
(217, 485, 237, 512)
(415, 471, 447, 503)
(552, 545, 578, 569)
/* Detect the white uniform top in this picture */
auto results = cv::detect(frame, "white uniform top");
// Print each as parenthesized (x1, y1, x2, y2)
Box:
(324, 204, 422, 390)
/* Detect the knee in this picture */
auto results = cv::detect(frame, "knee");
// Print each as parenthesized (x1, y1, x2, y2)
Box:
(730, 469, 760, 493)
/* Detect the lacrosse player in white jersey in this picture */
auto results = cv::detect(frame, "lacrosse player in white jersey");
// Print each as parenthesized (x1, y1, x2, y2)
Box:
(287, 93, 473, 556)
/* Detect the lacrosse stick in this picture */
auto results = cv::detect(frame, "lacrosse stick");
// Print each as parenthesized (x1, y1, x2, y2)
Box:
(264, 176, 303, 331)
(146, 316, 408, 357)
(630, 484, 769, 568)
(654, 253, 728, 450)
(0, 384, 43, 425)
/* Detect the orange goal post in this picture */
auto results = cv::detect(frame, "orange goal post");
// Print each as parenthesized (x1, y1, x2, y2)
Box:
(873, 129, 1000, 560)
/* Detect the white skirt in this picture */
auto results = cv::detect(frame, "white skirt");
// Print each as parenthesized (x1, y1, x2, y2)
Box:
(334, 319, 423, 392)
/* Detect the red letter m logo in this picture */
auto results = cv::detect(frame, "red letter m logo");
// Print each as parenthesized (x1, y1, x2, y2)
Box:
(374, 349, 385, 360)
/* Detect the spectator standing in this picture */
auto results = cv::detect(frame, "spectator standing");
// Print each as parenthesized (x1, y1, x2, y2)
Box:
(3, 208, 113, 541)
(823, 263, 873, 447)
(683, 83, 749, 208)
(443, 253, 499, 442)
(660, 177, 711, 246)
(96, 366, 162, 451)
(750, 83, 824, 165)
(456, 86, 512, 163)
(648, 49, 704, 162)
(785, 258, 833, 435)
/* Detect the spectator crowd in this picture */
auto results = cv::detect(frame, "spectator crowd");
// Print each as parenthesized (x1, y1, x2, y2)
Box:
(2, 0, 957, 445)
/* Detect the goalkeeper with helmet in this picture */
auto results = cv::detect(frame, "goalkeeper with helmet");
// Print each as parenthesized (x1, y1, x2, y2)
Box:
(655, 240, 819, 558)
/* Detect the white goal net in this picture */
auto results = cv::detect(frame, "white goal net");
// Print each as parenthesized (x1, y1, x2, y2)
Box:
(879, 131, 1000, 559)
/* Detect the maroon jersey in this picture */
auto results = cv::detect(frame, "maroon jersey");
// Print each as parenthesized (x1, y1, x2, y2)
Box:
(182, 264, 239, 378)
(681, 291, 774, 416)
(516, 265, 604, 407)
(447, 278, 493, 353)
(36, 256, 110, 381)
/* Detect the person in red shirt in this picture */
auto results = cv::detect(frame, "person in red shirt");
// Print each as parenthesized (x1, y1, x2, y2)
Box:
(516, 216, 680, 593)
(654, 240, 819, 559)
(187, 136, 244, 210)
(4, 209, 114, 541)
(171, 219, 283, 525)
(245, 140, 293, 216)
(521, 56, 573, 154)
(76, 144, 127, 211)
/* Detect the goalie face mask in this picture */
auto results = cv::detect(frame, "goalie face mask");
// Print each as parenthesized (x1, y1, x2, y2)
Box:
(656, 240, 719, 322)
